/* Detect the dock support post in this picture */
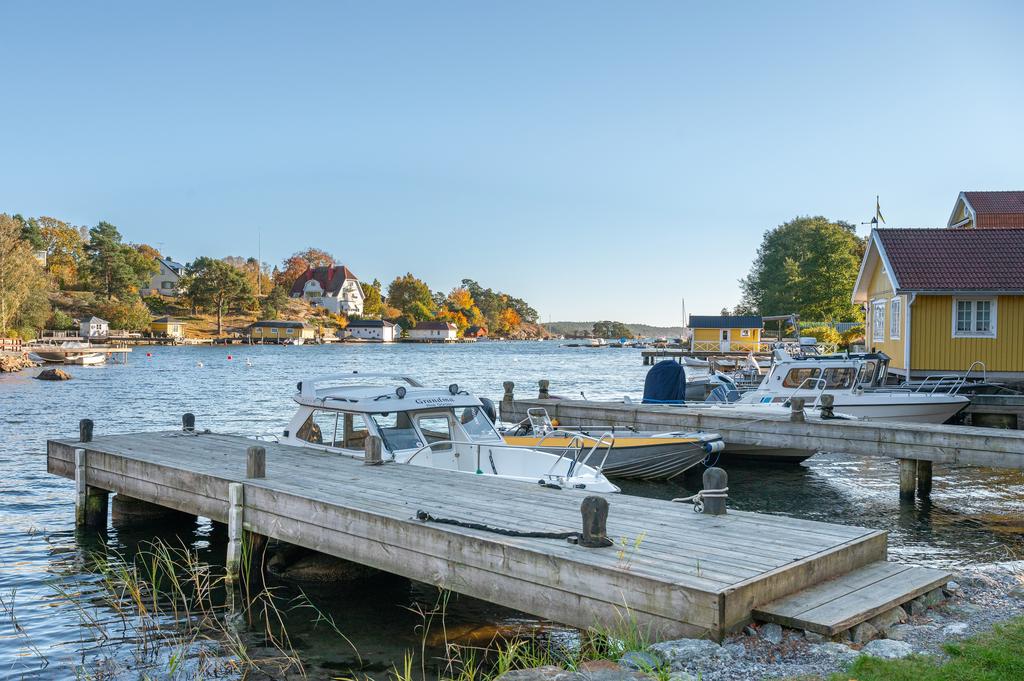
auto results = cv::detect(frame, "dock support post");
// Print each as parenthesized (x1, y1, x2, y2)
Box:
(502, 381, 514, 403)
(898, 459, 917, 501)
(182, 413, 195, 432)
(226, 482, 244, 585)
(247, 446, 266, 478)
(789, 397, 805, 423)
(917, 460, 933, 498)
(364, 435, 383, 465)
(75, 419, 108, 529)
(538, 380, 550, 399)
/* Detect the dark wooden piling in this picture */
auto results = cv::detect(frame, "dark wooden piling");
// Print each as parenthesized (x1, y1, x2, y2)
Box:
(247, 446, 266, 478)
(182, 413, 195, 432)
(75, 419, 107, 529)
(364, 435, 383, 465)
(538, 380, 551, 399)
(702, 467, 728, 515)
(899, 459, 917, 501)
(578, 496, 612, 547)
(789, 397, 805, 423)
(916, 460, 933, 498)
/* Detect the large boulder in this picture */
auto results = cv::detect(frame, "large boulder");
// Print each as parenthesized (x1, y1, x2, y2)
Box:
(35, 368, 72, 381)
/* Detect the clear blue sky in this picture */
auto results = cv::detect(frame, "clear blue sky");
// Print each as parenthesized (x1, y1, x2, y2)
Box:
(2, 2, 1022, 325)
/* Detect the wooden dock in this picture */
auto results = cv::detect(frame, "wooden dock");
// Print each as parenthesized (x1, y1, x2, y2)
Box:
(500, 389, 1024, 501)
(47, 424, 949, 640)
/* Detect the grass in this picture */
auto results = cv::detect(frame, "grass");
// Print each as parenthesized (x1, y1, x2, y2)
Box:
(828, 616, 1024, 681)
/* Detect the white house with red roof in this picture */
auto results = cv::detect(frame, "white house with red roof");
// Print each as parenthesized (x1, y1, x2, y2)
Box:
(289, 265, 364, 315)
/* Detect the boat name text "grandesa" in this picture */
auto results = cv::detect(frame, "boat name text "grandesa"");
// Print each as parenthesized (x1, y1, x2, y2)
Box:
(414, 396, 457, 405)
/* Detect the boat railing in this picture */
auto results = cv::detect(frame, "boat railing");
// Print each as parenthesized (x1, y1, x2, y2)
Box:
(787, 377, 828, 407)
(912, 362, 987, 395)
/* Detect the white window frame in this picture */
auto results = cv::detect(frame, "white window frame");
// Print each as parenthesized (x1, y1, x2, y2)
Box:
(871, 300, 886, 343)
(740, 328, 751, 338)
(952, 297, 997, 338)
(889, 297, 901, 340)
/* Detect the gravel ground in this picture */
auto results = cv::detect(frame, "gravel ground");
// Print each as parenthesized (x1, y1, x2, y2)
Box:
(629, 564, 1024, 681)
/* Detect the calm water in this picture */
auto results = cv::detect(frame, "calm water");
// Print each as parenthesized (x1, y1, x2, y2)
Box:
(2, 342, 1023, 679)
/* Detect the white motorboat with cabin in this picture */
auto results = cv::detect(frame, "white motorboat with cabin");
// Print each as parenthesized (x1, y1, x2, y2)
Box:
(282, 373, 620, 493)
(736, 350, 970, 423)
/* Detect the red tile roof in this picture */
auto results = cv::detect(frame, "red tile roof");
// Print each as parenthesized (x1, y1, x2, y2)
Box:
(289, 265, 358, 296)
(876, 228, 1024, 291)
(961, 191, 1024, 229)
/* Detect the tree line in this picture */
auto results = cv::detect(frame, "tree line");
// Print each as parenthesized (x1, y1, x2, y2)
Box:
(0, 215, 540, 339)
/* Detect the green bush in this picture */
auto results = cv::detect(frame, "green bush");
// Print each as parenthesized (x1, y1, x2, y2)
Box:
(840, 324, 865, 347)
(142, 295, 169, 314)
(48, 309, 77, 330)
(97, 299, 153, 332)
(801, 325, 842, 345)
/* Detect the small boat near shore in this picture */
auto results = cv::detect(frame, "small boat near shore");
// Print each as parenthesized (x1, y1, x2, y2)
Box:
(28, 341, 109, 366)
(281, 373, 620, 493)
(502, 408, 724, 480)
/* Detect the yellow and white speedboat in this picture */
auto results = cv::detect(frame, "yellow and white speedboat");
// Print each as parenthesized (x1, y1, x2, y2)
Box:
(502, 409, 724, 481)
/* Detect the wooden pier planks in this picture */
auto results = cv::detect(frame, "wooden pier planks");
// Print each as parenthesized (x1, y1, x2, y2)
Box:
(48, 430, 892, 639)
(753, 561, 951, 635)
(503, 398, 1024, 469)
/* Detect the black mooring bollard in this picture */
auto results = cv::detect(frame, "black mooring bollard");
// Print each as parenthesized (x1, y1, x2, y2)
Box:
(538, 379, 550, 399)
(182, 413, 195, 432)
(579, 496, 613, 547)
(79, 418, 94, 443)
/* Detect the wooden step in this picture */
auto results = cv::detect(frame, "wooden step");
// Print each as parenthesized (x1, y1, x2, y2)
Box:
(752, 561, 951, 635)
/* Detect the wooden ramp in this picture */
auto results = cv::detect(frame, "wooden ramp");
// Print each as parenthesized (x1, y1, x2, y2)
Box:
(46, 429, 948, 640)
(753, 561, 951, 635)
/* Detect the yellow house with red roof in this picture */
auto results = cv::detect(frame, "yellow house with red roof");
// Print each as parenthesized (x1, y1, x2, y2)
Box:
(853, 221, 1024, 381)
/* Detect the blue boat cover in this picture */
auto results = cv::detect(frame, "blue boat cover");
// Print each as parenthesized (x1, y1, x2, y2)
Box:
(642, 360, 687, 404)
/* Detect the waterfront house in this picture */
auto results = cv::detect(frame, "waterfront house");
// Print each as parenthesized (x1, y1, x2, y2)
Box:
(346, 319, 400, 342)
(465, 325, 488, 339)
(408, 320, 458, 342)
(80, 316, 109, 339)
(688, 315, 763, 352)
(852, 228, 1024, 381)
(151, 316, 185, 339)
(289, 265, 364, 315)
(140, 257, 185, 297)
(248, 320, 316, 343)
(947, 190, 1024, 229)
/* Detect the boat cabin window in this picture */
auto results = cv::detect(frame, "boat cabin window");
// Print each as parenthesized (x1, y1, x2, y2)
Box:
(368, 412, 421, 451)
(296, 410, 370, 450)
(416, 414, 454, 451)
(781, 368, 820, 388)
(455, 406, 500, 440)
(822, 367, 855, 390)
(857, 361, 878, 386)
(296, 410, 338, 446)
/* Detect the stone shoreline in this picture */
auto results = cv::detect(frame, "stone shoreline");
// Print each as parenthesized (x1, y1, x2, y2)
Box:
(0, 354, 40, 372)
(500, 564, 1024, 680)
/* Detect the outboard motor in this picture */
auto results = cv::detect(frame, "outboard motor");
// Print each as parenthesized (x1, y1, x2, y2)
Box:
(642, 360, 687, 404)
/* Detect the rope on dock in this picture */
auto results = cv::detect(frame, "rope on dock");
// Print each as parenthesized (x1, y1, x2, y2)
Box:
(672, 487, 728, 513)
(415, 510, 581, 541)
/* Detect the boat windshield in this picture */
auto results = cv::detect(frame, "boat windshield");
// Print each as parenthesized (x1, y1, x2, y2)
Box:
(454, 406, 501, 441)
(367, 412, 422, 452)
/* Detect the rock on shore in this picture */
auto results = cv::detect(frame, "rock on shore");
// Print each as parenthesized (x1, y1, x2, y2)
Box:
(35, 368, 72, 381)
(0, 354, 39, 372)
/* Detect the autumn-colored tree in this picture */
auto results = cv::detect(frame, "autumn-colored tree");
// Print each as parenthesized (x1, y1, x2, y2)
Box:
(98, 298, 153, 332)
(36, 216, 87, 288)
(274, 248, 335, 290)
(0, 214, 52, 337)
(496, 308, 522, 336)
(133, 243, 162, 261)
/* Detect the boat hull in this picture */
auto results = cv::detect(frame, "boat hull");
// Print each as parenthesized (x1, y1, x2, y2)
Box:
(502, 436, 710, 480)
